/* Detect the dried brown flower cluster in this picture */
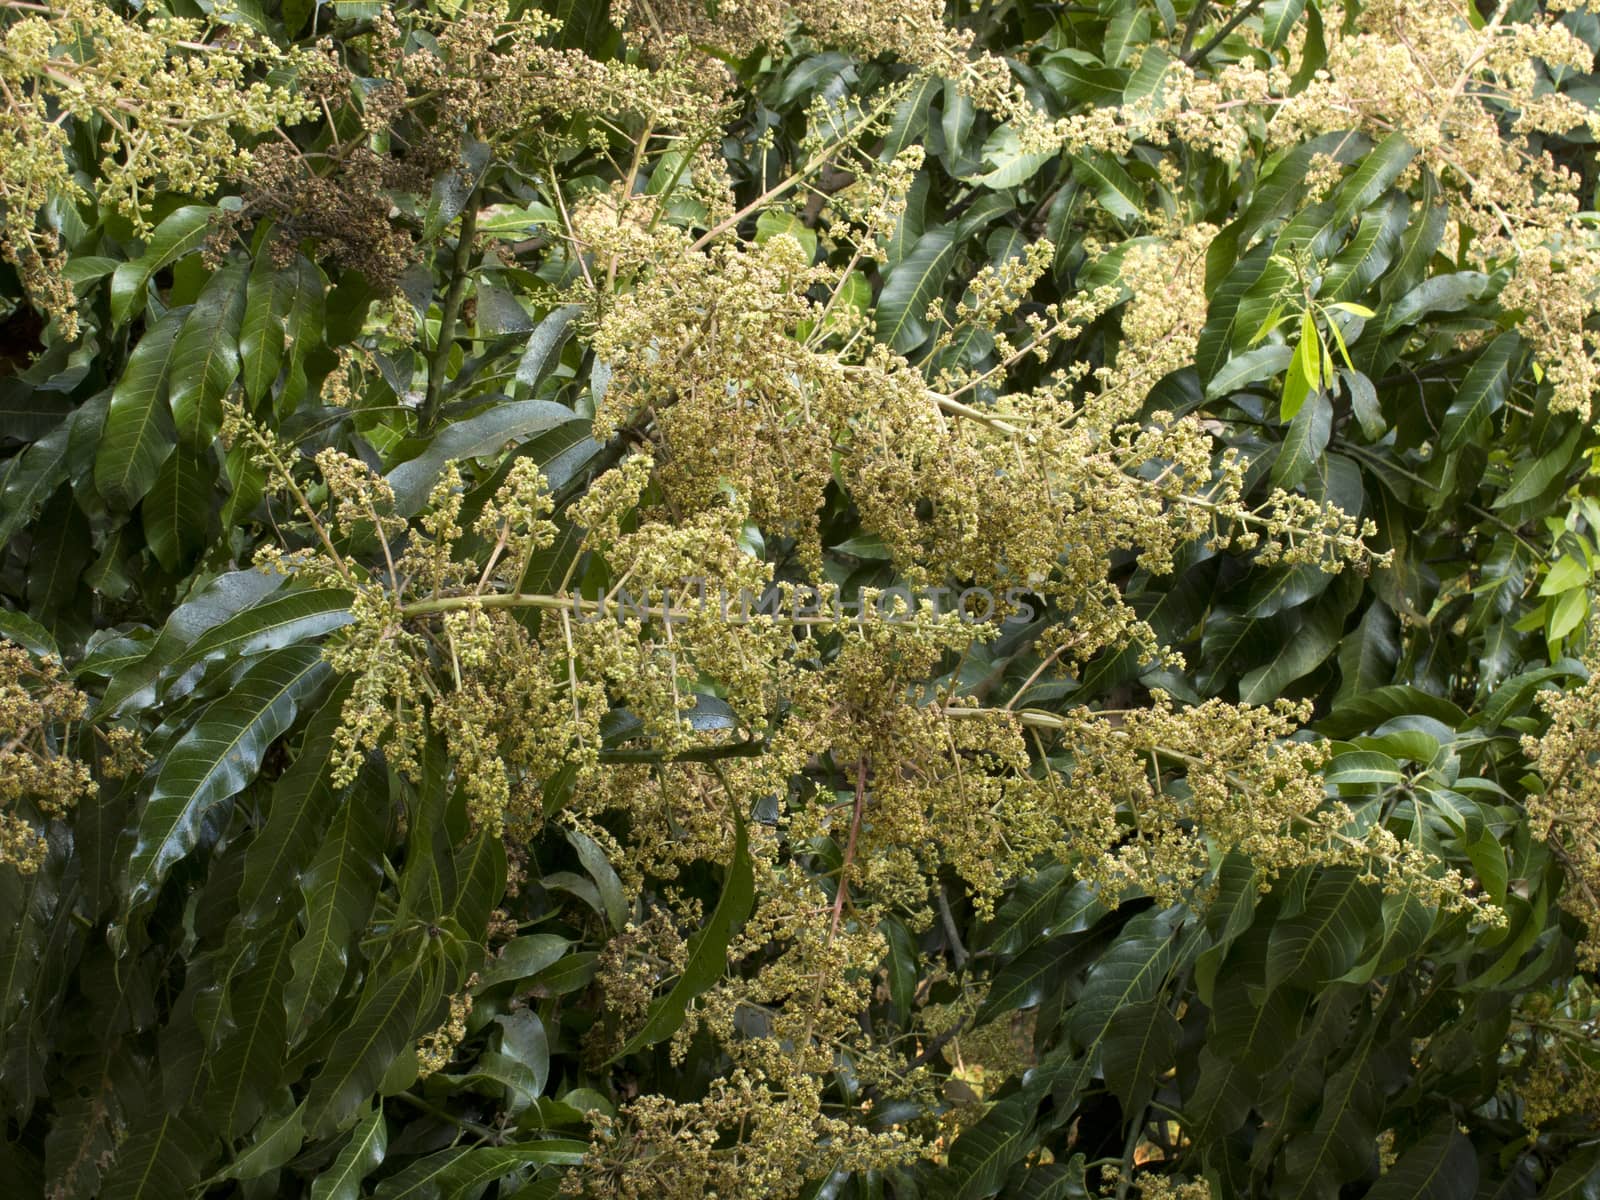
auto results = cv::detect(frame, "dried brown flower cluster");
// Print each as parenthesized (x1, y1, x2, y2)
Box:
(0, 0, 313, 334)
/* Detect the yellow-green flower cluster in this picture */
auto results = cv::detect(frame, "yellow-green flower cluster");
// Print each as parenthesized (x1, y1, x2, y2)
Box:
(0, 642, 101, 872)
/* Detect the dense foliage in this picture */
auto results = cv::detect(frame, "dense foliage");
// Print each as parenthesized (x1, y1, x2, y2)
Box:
(3, 0, 1600, 1196)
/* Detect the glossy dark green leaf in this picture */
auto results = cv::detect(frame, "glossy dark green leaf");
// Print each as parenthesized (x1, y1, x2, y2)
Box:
(876, 226, 960, 352)
(310, 1106, 387, 1200)
(169, 263, 246, 445)
(939, 1090, 1036, 1200)
(124, 644, 331, 914)
(285, 763, 389, 1038)
(109, 206, 215, 326)
(1266, 869, 1382, 989)
(387, 400, 582, 515)
(141, 444, 212, 572)
(1440, 331, 1522, 452)
(305, 954, 430, 1137)
(95, 312, 184, 510)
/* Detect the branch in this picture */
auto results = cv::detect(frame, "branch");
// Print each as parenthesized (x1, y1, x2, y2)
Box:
(421, 184, 482, 432)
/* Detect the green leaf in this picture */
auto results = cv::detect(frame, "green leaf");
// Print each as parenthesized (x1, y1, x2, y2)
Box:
(1330, 134, 1416, 229)
(1206, 345, 1294, 399)
(1070, 151, 1142, 222)
(124, 644, 331, 914)
(99, 1109, 210, 1200)
(940, 1090, 1037, 1200)
(1381, 272, 1491, 333)
(1101, 999, 1179, 1113)
(514, 305, 583, 397)
(475, 934, 573, 992)
(1104, 4, 1150, 65)
(966, 124, 1054, 189)
(212, 922, 298, 1139)
(110, 206, 216, 326)
(1065, 907, 1182, 1051)
(1440, 331, 1522, 452)
(978, 935, 1077, 1023)
(305, 955, 430, 1137)
(1324, 750, 1403, 786)
(142, 444, 212, 572)
(1272, 387, 1333, 488)
(0, 392, 107, 549)
(169, 263, 247, 445)
(1496, 424, 1584, 508)
(95, 311, 184, 510)
(1365, 1125, 1478, 1199)
(987, 868, 1105, 959)
(372, 1141, 587, 1200)
(1383, 175, 1447, 300)
(1261, 0, 1307, 48)
(387, 400, 582, 515)
(1183, 1045, 1257, 1145)
(241, 253, 291, 403)
(285, 763, 389, 1038)
(166, 588, 354, 697)
(1276, 1049, 1380, 1199)
(310, 1107, 387, 1200)
(216, 1103, 303, 1181)
(612, 813, 754, 1059)
(564, 826, 627, 931)
(876, 226, 960, 353)
(1266, 868, 1382, 989)
(755, 209, 819, 260)
(0, 609, 59, 659)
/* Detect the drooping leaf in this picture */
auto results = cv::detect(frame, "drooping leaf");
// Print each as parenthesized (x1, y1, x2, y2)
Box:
(310, 1106, 387, 1200)
(168, 263, 246, 446)
(95, 312, 185, 510)
(123, 644, 331, 914)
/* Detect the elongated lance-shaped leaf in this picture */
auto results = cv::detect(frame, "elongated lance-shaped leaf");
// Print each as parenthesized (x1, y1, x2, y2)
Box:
(1382, 171, 1445, 301)
(240, 250, 317, 403)
(123, 644, 331, 915)
(95, 311, 185, 510)
(611, 812, 754, 1060)
(165, 588, 354, 701)
(310, 1106, 387, 1200)
(169, 263, 246, 446)
(99, 568, 286, 715)
(98, 1107, 210, 1200)
(1276, 1045, 1380, 1200)
(1065, 905, 1185, 1051)
(1266, 868, 1383, 989)
(284, 756, 389, 1040)
(214, 1103, 304, 1182)
(142, 444, 212, 572)
(238, 679, 352, 928)
(1440, 330, 1522, 452)
(1102, 999, 1180, 1114)
(1196, 244, 1272, 382)
(939, 1089, 1037, 1200)
(1330, 133, 1416, 228)
(1070, 150, 1142, 222)
(387, 400, 582, 516)
(876, 226, 960, 352)
(0, 391, 108, 549)
(212, 920, 297, 1139)
(372, 1141, 587, 1199)
(109, 205, 215, 327)
(1365, 1123, 1478, 1199)
(514, 304, 582, 395)
(305, 951, 431, 1137)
